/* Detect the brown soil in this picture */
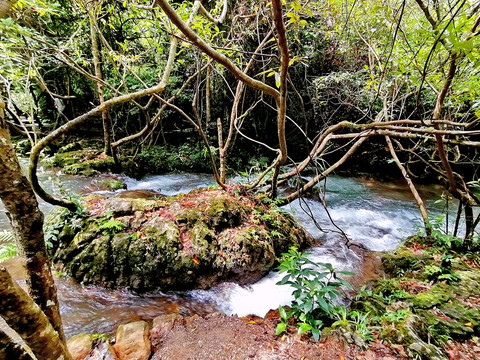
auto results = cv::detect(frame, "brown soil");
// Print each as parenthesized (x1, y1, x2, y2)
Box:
(149, 312, 410, 360)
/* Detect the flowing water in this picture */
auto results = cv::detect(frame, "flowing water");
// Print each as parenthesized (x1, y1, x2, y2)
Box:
(0, 168, 454, 337)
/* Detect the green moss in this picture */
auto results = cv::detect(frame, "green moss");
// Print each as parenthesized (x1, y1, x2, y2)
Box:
(111, 233, 132, 287)
(68, 235, 112, 285)
(101, 179, 127, 191)
(382, 247, 424, 276)
(58, 142, 82, 153)
(130, 199, 167, 212)
(457, 270, 480, 296)
(50, 189, 310, 291)
(63, 163, 98, 176)
(177, 208, 204, 225)
(45, 149, 115, 176)
(206, 195, 248, 230)
(189, 222, 216, 261)
(352, 233, 480, 357)
(411, 285, 453, 309)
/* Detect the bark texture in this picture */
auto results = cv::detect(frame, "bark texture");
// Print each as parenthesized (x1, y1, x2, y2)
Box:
(0, 267, 70, 360)
(88, 1, 113, 156)
(1, 85, 68, 348)
(0, 328, 35, 360)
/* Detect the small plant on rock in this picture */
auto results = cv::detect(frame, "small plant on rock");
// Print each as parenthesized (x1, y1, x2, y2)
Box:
(99, 220, 126, 235)
(331, 307, 375, 342)
(275, 246, 354, 340)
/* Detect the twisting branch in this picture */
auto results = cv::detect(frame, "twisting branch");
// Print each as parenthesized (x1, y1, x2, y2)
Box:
(199, 0, 228, 25)
(29, 83, 166, 211)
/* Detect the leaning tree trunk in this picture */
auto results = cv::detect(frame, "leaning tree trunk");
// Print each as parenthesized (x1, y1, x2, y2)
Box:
(0, 267, 70, 360)
(0, 328, 35, 360)
(0, 84, 67, 345)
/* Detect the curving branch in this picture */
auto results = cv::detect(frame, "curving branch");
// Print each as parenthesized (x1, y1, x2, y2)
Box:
(156, 0, 280, 100)
(385, 135, 429, 226)
(199, 0, 228, 25)
(29, 83, 166, 211)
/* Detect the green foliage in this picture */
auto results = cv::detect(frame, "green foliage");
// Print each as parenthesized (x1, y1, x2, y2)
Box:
(90, 333, 108, 341)
(381, 309, 410, 323)
(237, 157, 271, 183)
(356, 282, 412, 306)
(44, 223, 59, 249)
(424, 215, 464, 250)
(331, 307, 375, 342)
(413, 214, 474, 253)
(275, 246, 354, 340)
(423, 265, 443, 279)
(138, 143, 217, 174)
(44, 208, 84, 251)
(421, 254, 461, 284)
(427, 324, 452, 345)
(53, 270, 67, 278)
(0, 243, 18, 263)
(99, 220, 126, 235)
(275, 306, 294, 336)
(0, 230, 17, 262)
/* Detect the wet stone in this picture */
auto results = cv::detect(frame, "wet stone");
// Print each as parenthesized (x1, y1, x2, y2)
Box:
(47, 188, 312, 292)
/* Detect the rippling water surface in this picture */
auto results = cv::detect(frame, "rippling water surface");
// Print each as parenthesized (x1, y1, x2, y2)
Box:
(0, 168, 452, 336)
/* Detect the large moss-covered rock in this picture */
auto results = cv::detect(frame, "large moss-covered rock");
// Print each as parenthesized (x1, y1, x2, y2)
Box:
(43, 148, 115, 176)
(352, 244, 480, 359)
(47, 188, 313, 291)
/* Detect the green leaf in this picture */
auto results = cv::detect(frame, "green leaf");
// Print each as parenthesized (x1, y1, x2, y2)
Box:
(317, 297, 331, 313)
(1, 18, 13, 26)
(299, 312, 307, 322)
(276, 322, 287, 335)
(298, 322, 312, 334)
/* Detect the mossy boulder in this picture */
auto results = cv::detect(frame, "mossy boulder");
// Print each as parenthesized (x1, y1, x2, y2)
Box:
(382, 246, 426, 276)
(47, 187, 313, 292)
(352, 244, 480, 359)
(101, 179, 127, 191)
(43, 147, 115, 176)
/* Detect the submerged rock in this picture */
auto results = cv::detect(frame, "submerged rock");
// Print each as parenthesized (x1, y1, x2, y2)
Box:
(47, 188, 313, 291)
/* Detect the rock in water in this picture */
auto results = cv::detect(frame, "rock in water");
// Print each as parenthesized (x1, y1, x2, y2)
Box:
(112, 321, 151, 360)
(47, 187, 313, 291)
(67, 333, 93, 360)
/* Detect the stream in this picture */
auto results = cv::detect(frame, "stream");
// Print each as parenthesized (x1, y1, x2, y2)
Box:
(0, 169, 454, 337)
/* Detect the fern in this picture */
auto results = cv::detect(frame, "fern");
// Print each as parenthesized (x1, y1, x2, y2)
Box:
(0, 243, 18, 262)
(99, 220, 126, 235)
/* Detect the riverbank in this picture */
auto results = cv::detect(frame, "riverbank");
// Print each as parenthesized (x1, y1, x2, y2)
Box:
(65, 236, 480, 360)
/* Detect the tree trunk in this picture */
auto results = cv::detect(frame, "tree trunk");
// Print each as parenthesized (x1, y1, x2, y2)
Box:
(0, 83, 67, 345)
(270, 0, 290, 199)
(0, 267, 70, 360)
(0, 328, 35, 360)
(385, 135, 429, 230)
(88, 1, 113, 157)
(206, 65, 211, 132)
